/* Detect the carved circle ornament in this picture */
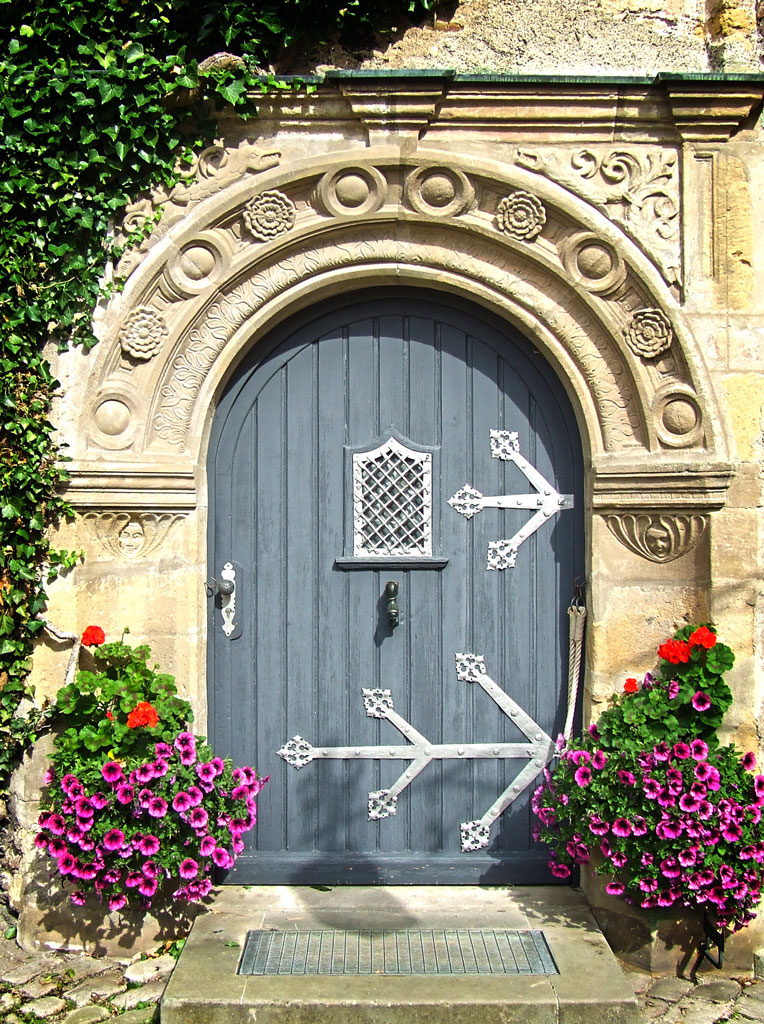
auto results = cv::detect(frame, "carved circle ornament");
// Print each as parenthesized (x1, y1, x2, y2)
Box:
(495, 191, 546, 241)
(242, 189, 295, 241)
(315, 166, 387, 218)
(559, 231, 627, 296)
(404, 166, 475, 218)
(653, 387, 704, 449)
(605, 513, 708, 563)
(164, 233, 231, 298)
(623, 307, 674, 359)
(119, 307, 168, 361)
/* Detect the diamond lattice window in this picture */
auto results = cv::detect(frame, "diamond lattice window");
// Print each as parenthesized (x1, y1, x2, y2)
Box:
(352, 438, 432, 557)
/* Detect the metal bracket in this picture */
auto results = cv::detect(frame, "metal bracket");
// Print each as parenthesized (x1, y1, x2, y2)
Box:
(699, 914, 725, 970)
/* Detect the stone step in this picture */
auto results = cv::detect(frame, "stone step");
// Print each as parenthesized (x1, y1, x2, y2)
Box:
(161, 885, 639, 1024)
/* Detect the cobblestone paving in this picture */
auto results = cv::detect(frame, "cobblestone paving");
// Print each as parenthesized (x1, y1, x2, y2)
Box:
(626, 965, 764, 1024)
(2, 930, 763, 1023)
(0, 935, 174, 1023)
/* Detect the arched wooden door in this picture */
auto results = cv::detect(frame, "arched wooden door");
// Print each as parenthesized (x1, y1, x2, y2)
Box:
(207, 290, 584, 884)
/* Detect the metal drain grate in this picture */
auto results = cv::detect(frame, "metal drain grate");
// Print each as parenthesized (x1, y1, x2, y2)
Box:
(238, 929, 557, 976)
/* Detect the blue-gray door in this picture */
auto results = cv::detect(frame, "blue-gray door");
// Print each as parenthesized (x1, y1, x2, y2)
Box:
(208, 290, 583, 884)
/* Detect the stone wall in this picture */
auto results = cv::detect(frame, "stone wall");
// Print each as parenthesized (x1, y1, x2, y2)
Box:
(10, 8, 764, 961)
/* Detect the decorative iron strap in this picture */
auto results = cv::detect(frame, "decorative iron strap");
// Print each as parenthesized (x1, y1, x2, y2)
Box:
(278, 653, 555, 852)
(448, 429, 573, 570)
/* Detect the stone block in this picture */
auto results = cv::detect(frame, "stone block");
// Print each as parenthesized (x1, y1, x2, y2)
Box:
(63, 1007, 111, 1024)
(720, 374, 764, 462)
(22, 995, 68, 1019)
(123, 953, 176, 985)
(108, 977, 167, 1009)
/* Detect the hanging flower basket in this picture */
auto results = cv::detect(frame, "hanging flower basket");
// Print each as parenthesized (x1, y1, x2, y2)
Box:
(533, 624, 764, 934)
(35, 629, 266, 912)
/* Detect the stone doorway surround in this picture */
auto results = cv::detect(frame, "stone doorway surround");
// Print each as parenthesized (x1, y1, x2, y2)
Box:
(20, 72, 764, 957)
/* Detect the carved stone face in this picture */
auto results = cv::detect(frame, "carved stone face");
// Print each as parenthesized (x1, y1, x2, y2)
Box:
(645, 523, 671, 558)
(118, 520, 145, 556)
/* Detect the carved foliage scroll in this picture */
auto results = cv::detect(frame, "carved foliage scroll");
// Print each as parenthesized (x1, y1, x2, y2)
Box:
(605, 513, 708, 563)
(515, 146, 680, 288)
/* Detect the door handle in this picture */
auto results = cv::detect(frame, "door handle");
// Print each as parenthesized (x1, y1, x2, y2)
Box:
(385, 580, 399, 629)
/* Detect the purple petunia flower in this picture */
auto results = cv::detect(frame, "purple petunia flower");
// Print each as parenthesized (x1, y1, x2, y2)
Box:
(231, 785, 250, 801)
(611, 852, 628, 868)
(549, 859, 571, 878)
(666, 680, 679, 699)
(155, 742, 174, 759)
(653, 742, 671, 762)
(116, 784, 134, 805)
(103, 829, 125, 852)
(639, 877, 657, 892)
(588, 723, 600, 740)
(592, 750, 607, 770)
(742, 752, 757, 771)
(70, 890, 87, 906)
(187, 786, 204, 807)
(612, 818, 632, 837)
(139, 879, 158, 899)
(188, 807, 209, 829)
(148, 797, 168, 818)
(200, 835, 216, 857)
(109, 894, 127, 912)
(91, 792, 109, 810)
(574, 766, 592, 787)
(660, 857, 680, 878)
(212, 847, 234, 869)
(174, 732, 196, 751)
(691, 739, 709, 760)
(138, 834, 160, 856)
(692, 692, 712, 712)
(151, 759, 169, 778)
(173, 792, 193, 813)
(135, 763, 155, 784)
(125, 871, 143, 888)
(617, 770, 635, 786)
(722, 822, 743, 842)
(632, 816, 648, 837)
(605, 881, 625, 896)
(196, 763, 217, 784)
(673, 743, 691, 760)
(179, 858, 199, 880)
(101, 762, 124, 785)
(210, 757, 225, 776)
(179, 748, 197, 766)
(58, 853, 78, 875)
(570, 750, 591, 767)
(142, 859, 160, 879)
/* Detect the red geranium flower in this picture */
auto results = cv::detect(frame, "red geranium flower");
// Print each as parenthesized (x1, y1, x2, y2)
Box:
(623, 677, 638, 694)
(689, 626, 716, 649)
(105, 711, 114, 721)
(657, 638, 691, 664)
(81, 625, 105, 647)
(126, 702, 159, 729)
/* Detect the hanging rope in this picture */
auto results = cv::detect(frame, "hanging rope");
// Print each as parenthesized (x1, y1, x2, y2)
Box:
(563, 579, 587, 741)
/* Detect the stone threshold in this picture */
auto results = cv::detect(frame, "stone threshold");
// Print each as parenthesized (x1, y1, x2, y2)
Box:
(161, 884, 639, 1024)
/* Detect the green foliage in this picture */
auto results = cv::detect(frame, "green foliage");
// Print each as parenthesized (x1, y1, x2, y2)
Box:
(594, 625, 734, 753)
(53, 638, 194, 774)
(0, 0, 432, 788)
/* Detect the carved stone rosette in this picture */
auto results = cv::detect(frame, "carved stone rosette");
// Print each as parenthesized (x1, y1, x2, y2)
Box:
(605, 513, 708, 563)
(119, 307, 168, 361)
(623, 308, 674, 359)
(495, 191, 546, 241)
(243, 189, 295, 241)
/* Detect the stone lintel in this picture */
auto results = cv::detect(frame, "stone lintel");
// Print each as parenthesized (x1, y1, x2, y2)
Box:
(64, 465, 197, 510)
(591, 463, 733, 512)
(244, 75, 764, 144)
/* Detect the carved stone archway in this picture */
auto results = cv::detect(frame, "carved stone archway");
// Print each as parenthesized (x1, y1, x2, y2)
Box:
(71, 148, 730, 522)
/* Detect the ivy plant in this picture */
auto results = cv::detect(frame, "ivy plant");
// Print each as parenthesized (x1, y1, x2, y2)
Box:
(0, 0, 434, 788)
